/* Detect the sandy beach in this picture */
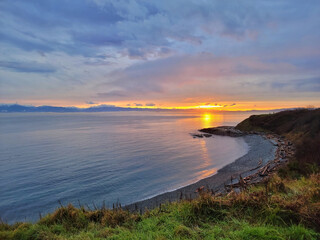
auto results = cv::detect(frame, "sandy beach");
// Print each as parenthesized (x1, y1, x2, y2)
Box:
(126, 134, 277, 211)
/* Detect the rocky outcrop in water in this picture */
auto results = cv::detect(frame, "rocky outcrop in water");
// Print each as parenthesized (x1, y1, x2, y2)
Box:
(190, 133, 212, 138)
(199, 126, 244, 137)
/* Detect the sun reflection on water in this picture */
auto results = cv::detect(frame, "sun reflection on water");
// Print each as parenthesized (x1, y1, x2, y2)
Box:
(201, 113, 224, 128)
(198, 138, 218, 179)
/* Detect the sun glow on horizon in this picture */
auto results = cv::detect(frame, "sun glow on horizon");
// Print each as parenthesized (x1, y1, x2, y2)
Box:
(198, 105, 222, 109)
(124, 105, 223, 110)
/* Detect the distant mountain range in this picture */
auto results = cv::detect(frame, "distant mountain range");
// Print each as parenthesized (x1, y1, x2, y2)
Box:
(0, 104, 157, 112)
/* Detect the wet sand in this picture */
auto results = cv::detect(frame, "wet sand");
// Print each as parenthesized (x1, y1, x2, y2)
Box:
(126, 134, 277, 211)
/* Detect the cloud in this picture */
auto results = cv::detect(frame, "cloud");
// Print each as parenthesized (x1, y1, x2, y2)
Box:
(134, 103, 143, 106)
(96, 91, 127, 98)
(2, 0, 318, 59)
(95, 52, 302, 101)
(145, 103, 155, 106)
(230, 103, 236, 106)
(86, 101, 96, 104)
(91, 104, 116, 108)
(270, 77, 320, 92)
(0, 60, 56, 73)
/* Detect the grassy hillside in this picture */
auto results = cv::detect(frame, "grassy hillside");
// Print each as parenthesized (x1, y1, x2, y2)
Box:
(1, 174, 319, 240)
(236, 108, 320, 176)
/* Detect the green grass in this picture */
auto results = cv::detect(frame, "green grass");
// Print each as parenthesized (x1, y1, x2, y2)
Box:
(1, 173, 319, 240)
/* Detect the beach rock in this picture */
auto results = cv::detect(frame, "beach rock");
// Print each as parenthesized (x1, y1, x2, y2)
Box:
(269, 139, 278, 146)
(192, 134, 203, 138)
(203, 133, 212, 138)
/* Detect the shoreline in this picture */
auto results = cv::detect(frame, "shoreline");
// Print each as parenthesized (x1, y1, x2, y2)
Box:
(125, 132, 281, 212)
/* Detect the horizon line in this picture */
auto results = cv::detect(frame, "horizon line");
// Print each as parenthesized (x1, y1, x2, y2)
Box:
(0, 103, 318, 113)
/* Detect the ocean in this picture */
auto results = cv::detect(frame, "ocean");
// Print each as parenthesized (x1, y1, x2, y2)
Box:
(0, 111, 256, 223)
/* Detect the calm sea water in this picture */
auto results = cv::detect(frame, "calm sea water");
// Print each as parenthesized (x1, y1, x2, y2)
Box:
(0, 111, 256, 223)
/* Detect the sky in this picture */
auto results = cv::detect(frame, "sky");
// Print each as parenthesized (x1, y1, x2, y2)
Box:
(0, 0, 320, 110)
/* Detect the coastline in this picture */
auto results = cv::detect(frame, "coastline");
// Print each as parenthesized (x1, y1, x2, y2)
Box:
(125, 133, 279, 212)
